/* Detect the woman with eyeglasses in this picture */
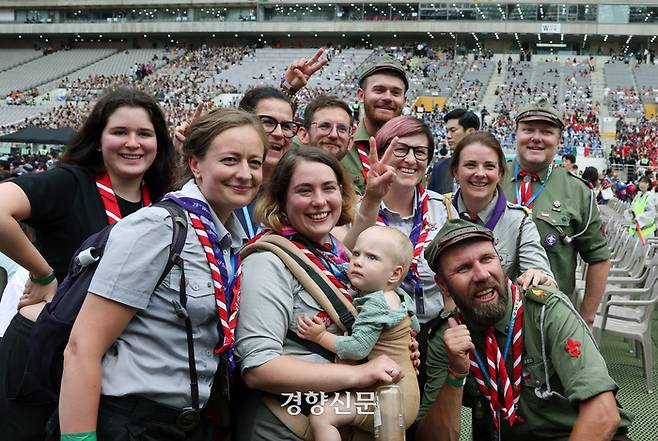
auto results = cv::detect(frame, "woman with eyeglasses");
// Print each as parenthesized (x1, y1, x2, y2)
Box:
(234, 87, 299, 238)
(343, 116, 448, 369)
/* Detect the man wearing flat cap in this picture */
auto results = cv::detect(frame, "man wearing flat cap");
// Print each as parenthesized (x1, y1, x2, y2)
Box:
(416, 219, 632, 441)
(339, 55, 409, 194)
(501, 99, 610, 328)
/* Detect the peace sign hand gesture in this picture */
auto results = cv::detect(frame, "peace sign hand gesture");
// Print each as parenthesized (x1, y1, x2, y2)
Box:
(363, 136, 397, 203)
(283, 48, 329, 92)
(173, 101, 206, 153)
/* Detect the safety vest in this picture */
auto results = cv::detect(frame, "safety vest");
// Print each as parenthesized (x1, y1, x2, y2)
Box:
(629, 192, 656, 237)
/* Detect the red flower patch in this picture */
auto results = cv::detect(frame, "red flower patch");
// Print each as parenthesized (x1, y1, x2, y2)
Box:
(565, 338, 582, 359)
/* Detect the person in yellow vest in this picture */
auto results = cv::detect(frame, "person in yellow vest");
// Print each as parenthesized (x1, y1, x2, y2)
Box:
(627, 176, 657, 238)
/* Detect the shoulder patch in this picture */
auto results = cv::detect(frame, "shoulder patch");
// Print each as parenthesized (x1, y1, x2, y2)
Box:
(525, 286, 555, 304)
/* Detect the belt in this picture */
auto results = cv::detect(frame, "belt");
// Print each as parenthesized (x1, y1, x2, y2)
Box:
(101, 395, 204, 432)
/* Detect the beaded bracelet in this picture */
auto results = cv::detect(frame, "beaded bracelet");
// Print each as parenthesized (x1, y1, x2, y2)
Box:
(29, 270, 56, 285)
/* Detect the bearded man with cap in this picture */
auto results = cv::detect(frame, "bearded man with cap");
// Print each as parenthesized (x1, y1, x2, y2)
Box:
(501, 99, 610, 328)
(340, 55, 409, 194)
(416, 219, 632, 441)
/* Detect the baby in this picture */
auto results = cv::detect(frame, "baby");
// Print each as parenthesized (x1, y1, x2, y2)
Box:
(296, 225, 420, 441)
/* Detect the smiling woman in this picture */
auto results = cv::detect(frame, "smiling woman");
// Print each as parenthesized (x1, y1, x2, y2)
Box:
(0, 87, 175, 441)
(58, 108, 268, 441)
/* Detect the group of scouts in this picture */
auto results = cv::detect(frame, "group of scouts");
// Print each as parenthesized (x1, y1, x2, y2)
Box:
(0, 47, 633, 441)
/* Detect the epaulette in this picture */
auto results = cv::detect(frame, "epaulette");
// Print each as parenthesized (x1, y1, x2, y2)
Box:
(524, 285, 556, 304)
(565, 170, 591, 187)
(506, 201, 532, 215)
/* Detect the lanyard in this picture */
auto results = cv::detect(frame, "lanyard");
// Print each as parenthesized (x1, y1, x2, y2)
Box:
(514, 161, 553, 208)
(241, 206, 261, 239)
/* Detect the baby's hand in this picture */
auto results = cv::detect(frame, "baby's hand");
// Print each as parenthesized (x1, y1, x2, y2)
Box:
(296, 313, 327, 343)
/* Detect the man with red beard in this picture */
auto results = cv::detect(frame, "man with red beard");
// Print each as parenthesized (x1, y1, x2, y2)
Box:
(340, 56, 409, 194)
(416, 219, 632, 441)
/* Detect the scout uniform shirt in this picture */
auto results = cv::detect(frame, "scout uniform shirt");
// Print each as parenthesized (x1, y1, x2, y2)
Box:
(339, 119, 370, 195)
(418, 285, 633, 441)
(502, 161, 610, 301)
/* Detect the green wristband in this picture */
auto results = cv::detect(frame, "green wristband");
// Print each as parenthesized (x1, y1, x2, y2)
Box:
(445, 375, 467, 388)
(61, 432, 97, 441)
(30, 270, 56, 285)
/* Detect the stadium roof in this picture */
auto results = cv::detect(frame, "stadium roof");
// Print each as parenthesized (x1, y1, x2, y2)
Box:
(0, 126, 75, 145)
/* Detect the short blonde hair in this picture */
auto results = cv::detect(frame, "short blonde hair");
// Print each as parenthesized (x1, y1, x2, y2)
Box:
(362, 226, 413, 281)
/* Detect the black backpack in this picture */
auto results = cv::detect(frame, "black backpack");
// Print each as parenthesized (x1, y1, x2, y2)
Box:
(29, 199, 188, 397)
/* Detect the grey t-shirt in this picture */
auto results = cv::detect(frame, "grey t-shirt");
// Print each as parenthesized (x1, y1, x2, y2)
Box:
(89, 181, 246, 408)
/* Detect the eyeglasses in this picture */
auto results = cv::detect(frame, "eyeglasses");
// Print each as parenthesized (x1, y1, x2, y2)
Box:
(258, 115, 300, 139)
(310, 121, 352, 137)
(392, 142, 430, 161)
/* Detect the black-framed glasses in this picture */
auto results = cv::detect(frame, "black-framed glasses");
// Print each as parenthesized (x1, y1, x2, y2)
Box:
(392, 142, 430, 161)
(310, 121, 352, 137)
(257, 115, 300, 139)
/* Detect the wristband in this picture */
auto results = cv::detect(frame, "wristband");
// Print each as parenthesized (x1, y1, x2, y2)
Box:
(445, 374, 467, 388)
(280, 79, 298, 98)
(30, 270, 56, 285)
(61, 432, 97, 441)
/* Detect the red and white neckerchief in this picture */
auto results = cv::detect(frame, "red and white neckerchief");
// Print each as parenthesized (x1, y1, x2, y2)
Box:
(376, 184, 431, 283)
(356, 140, 370, 183)
(459, 278, 525, 429)
(96, 171, 151, 224)
(272, 228, 353, 304)
(189, 213, 241, 354)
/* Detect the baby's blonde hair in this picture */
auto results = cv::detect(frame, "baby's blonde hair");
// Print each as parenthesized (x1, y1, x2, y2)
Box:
(361, 226, 413, 282)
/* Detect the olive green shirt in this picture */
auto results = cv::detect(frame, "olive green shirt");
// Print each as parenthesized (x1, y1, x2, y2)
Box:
(502, 161, 610, 300)
(418, 285, 633, 440)
(339, 119, 370, 195)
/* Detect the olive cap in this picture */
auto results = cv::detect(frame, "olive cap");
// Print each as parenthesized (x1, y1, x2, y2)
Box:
(515, 98, 564, 130)
(424, 219, 495, 271)
(358, 55, 409, 92)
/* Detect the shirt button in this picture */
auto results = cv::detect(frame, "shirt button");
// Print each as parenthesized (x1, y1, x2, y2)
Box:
(223, 250, 228, 255)
(192, 283, 199, 290)
(207, 350, 212, 356)
(207, 282, 212, 288)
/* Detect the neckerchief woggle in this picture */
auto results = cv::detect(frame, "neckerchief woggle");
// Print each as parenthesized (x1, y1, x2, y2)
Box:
(96, 171, 151, 224)
(376, 184, 429, 315)
(453, 186, 507, 231)
(514, 161, 553, 210)
(163, 193, 240, 371)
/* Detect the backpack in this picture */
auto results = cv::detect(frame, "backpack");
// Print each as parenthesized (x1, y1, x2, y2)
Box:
(29, 199, 188, 397)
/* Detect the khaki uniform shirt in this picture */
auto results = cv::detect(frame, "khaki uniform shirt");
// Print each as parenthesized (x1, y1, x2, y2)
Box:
(418, 286, 633, 440)
(502, 162, 610, 300)
(340, 120, 370, 195)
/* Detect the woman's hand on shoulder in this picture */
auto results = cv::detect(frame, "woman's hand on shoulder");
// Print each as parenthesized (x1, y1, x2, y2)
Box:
(363, 136, 397, 204)
(18, 276, 58, 308)
(356, 354, 403, 388)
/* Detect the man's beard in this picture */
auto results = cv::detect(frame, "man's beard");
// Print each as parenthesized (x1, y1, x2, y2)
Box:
(448, 280, 509, 326)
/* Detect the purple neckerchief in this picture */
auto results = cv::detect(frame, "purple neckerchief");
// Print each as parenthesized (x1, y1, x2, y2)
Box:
(163, 193, 238, 369)
(377, 187, 425, 314)
(453, 186, 507, 231)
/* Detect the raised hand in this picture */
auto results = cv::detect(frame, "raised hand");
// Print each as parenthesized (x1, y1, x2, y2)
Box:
(173, 101, 205, 152)
(444, 318, 473, 379)
(284, 48, 329, 92)
(363, 136, 397, 203)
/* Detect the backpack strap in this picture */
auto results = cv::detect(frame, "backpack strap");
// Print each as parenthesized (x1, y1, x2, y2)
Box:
(241, 233, 357, 335)
(152, 200, 201, 410)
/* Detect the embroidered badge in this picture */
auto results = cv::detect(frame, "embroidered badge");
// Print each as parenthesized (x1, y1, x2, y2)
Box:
(315, 311, 333, 328)
(565, 338, 582, 359)
(540, 212, 550, 218)
(544, 233, 559, 247)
